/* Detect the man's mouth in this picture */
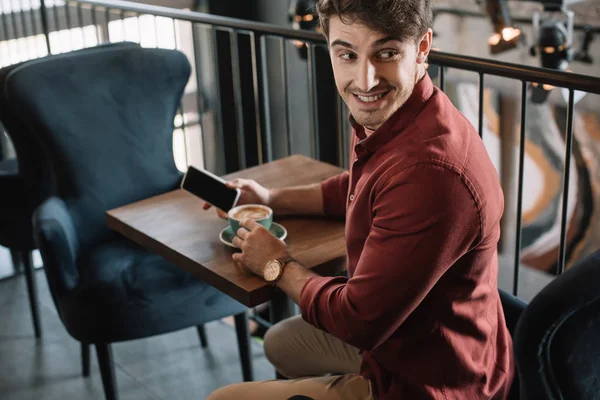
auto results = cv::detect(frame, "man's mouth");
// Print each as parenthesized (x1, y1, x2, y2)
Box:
(353, 90, 391, 104)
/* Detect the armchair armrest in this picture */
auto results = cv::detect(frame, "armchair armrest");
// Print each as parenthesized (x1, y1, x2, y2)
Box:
(32, 197, 80, 293)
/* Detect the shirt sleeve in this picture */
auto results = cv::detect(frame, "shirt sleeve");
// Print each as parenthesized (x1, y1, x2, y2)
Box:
(300, 163, 482, 351)
(320, 171, 350, 218)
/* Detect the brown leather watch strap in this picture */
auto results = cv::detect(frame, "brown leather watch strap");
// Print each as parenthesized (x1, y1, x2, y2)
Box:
(272, 256, 296, 285)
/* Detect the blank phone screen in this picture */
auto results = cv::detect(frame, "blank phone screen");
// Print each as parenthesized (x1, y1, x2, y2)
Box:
(181, 166, 239, 211)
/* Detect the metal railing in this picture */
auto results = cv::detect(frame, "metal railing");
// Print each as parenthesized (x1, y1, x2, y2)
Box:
(2, 0, 600, 298)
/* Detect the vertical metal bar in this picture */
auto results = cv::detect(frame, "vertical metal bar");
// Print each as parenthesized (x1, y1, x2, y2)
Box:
(177, 106, 189, 167)
(0, 2, 5, 43)
(478, 72, 484, 138)
(120, 9, 125, 42)
(279, 38, 292, 157)
(0, 1, 12, 67)
(439, 65, 445, 92)
(19, 0, 33, 60)
(248, 31, 263, 164)
(230, 29, 246, 169)
(512, 81, 528, 296)
(10, 0, 19, 44)
(259, 34, 273, 161)
(190, 22, 207, 168)
(91, 5, 98, 43)
(211, 26, 225, 173)
(64, 0, 74, 50)
(191, 22, 207, 166)
(341, 99, 349, 170)
(557, 89, 575, 275)
(0, 0, 13, 63)
(306, 43, 320, 160)
(52, 0, 60, 36)
(104, 6, 110, 42)
(77, 2, 83, 27)
(64, 0, 71, 28)
(10, 0, 22, 61)
(77, 2, 85, 47)
(136, 11, 142, 44)
(28, 0, 40, 54)
(336, 91, 345, 168)
(23, 0, 35, 59)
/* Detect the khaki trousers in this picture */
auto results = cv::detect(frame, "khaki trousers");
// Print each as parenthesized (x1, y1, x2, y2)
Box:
(206, 315, 375, 400)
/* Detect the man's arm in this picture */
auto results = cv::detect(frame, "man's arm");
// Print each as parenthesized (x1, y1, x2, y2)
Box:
(269, 171, 350, 217)
(268, 184, 324, 216)
(297, 164, 483, 351)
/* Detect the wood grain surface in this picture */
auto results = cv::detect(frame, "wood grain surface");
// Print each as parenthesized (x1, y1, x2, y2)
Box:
(107, 155, 347, 306)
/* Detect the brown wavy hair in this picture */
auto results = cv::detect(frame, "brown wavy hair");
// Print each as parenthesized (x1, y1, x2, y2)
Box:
(315, 0, 432, 44)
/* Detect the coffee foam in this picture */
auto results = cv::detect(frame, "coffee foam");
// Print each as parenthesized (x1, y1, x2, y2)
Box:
(231, 206, 270, 221)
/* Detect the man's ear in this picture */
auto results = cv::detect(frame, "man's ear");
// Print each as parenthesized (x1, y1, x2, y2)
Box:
(416, 28, 433, 64)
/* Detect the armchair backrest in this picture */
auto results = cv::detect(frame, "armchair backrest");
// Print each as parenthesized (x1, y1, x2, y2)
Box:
(514, 249, 600, 400)
(1, 45, 191, 252)
(0, 42, 142, 214)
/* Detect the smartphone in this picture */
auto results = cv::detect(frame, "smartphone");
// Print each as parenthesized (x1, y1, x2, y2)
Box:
(181, 166, 241, 212)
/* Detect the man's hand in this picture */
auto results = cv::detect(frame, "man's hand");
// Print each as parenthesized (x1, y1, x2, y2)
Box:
(231, 219, 289, 277)
(202, 179, 271, 219)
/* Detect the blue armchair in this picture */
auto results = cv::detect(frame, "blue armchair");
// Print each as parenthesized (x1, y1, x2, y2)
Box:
(514, 249, 600, 400)
(0, 42, 143, 340)
(2, 44, 251, 400)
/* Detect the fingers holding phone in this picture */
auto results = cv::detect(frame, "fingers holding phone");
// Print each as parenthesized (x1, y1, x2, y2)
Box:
(226, 179, 271, 207)
(182, 167, 241, 217)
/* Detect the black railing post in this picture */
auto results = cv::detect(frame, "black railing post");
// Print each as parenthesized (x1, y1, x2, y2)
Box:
(307, 43, 320, 160)
(512, 81, 528, 296)
(557, 89, 576, 275)
(478, 72, 484, 138)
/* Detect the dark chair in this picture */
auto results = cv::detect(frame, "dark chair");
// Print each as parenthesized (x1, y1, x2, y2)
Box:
(0, 42, 142, 340)
(1, 44, 251, 400)
(514, 249, 600, 400)
(0, 126, 42, 339)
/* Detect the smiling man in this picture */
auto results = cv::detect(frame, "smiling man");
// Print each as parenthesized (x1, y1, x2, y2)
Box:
(206, 0, 514, 399)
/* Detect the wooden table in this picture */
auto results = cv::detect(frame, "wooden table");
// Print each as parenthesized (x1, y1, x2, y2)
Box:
(106, 155, 346, 322)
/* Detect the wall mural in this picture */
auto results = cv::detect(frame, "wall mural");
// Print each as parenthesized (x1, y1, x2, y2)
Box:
(453, 82, 598, 275)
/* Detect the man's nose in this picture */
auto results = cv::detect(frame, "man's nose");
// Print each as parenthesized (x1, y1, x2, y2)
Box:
(355, 59, 379, 93)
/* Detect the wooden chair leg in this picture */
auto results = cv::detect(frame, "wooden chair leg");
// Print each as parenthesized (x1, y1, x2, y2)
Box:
(95, 343, 119, 400)
(21, 251, 42, 338)
(82, 342, 91, 377)
(197, 325, 208, 348)
(234, 312, 253, 382)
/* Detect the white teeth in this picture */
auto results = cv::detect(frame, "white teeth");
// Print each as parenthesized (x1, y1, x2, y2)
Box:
(357, 92, 385, 102)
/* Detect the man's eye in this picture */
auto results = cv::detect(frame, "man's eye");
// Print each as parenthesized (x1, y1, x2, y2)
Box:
(379, 50, 398, 59)
(340, 53, 356, 60)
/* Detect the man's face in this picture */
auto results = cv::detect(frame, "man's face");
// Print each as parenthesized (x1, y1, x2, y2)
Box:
(327, 16, 430, 132)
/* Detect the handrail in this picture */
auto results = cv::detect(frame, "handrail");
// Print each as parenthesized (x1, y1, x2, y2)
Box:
(432, 51, 600, 94)
(70, 0, 326, 41)
(71, 0, 600, 95)
(433, 7, 600, 34)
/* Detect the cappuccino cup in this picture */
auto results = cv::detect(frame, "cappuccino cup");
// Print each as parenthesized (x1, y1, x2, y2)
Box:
(228, 204, 273, 233)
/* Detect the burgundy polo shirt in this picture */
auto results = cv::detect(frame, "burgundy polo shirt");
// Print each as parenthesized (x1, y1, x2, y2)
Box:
(299, 73, 514, 399)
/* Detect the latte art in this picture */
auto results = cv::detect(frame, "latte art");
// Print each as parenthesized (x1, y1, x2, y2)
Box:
(231, 207, 270, 221)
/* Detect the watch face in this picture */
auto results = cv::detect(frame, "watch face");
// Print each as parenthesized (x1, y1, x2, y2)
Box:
(264, 261, 281, 282)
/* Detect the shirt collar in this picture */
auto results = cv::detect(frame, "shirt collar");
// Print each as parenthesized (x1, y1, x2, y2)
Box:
(351, 72, 434, 157)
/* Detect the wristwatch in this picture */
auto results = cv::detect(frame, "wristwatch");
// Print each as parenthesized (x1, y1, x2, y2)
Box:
(264, 256, 296, 286)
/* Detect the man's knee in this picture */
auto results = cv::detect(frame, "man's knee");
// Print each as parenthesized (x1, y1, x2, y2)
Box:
(263, 318, 292, 371)
(264, 316, 307, 377)
(205, 386, 228, 400)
